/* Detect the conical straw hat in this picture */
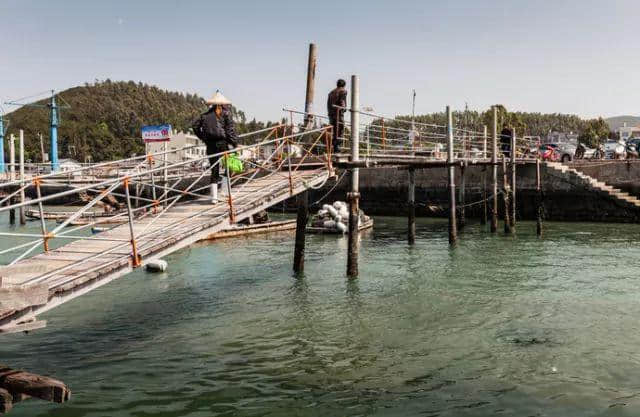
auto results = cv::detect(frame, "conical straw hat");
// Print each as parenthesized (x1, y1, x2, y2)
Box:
(206, 90, 231, 105)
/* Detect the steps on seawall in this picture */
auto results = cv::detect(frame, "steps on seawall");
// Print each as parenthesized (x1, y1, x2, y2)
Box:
(545, 162, 640, 208)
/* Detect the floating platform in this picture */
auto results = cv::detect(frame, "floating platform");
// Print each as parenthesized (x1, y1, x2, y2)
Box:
(204, 219, 297, 240)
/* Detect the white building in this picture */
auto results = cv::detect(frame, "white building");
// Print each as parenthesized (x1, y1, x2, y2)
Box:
(616, 123, 640, 141)
(146, 130, 206, 163)
(58, 159, 83, 175)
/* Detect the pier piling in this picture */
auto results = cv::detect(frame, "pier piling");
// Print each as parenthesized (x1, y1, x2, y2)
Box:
(502, 155, 511, 234)
(293, 190, 308, 274)
(536, 158, 543, 237)
(491, 107, 498, 233)
(347, 75, 360, 277)
(303, 43, 317, 129)
(459, 163, 466, 229)
(19, 130, 26, 225)
(447, 106, 457, 245)
(481, 125, 488, 225)
(408, 168, 416, 245)
(9, 134, 15, 225)
(510, 129, 516, 231)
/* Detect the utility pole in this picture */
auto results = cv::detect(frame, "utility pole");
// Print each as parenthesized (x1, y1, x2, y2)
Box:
(50, 91, 60, 172)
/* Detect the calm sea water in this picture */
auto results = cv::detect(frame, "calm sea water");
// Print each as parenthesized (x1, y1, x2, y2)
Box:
(2, 213, 640, 416)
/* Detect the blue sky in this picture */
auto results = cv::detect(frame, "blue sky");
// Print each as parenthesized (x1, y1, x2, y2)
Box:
(1, 0, 638, 122)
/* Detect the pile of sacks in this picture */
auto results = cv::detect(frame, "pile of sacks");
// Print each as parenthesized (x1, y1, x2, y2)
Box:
(310, 201, 370, 234)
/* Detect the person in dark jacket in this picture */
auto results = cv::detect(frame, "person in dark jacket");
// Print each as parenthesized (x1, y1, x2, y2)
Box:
(192, 90, 238, 201)
(327, 79, 347, 154)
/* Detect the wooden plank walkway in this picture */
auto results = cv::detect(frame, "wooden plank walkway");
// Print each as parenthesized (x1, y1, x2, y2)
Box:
(0, 169, 329, 333)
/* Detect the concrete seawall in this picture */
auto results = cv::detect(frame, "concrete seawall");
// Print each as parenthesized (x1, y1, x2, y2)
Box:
(302, 162, 640, 223)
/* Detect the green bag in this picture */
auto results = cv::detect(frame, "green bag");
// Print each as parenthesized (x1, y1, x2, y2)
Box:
(222, 153, 244, 174)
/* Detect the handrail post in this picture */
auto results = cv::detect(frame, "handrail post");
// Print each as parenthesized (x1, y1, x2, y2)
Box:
(34, 178, 49, 252)
(163, 141, 168, 208)
(326, 126, 333, 174)
(123, 177, 141, 267)
(287, 138, 294, 195)
(224, 154, 235, 223)
(147, 154, 158, 213)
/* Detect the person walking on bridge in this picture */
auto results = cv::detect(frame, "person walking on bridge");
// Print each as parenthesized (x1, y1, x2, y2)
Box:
(192, 90, 238, 202)
(327, 79, 347, 154)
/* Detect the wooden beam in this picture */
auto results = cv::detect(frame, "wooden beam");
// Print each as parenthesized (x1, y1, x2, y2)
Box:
(0, 365, 70, 405)
(0, 388, 13, 414)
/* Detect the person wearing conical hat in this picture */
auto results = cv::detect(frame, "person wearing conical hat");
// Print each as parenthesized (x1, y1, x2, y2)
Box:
(192, 90, 238, 202)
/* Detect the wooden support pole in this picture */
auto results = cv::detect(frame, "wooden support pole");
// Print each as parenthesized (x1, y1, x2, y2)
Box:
(491, 107, 498, 233)
(481, 125, 488, 225)
(536, 158, 543, 237)
(303, 43, 317, 129)
(408, 168, 416, 245)
(19, 130, 25, 225)
(0, 364, 70, 407)
(293, 190, 308, 274)
(0, 388, 12, 414)
(481, 166, 487, 225)
(510, 129, 516, 231)
(9, 135, 15, 225)
(123, 179, 141, 267)
(502, 155, 511, 234)
(459, 163, 466, 229)
(447, 105, 457, 245)
(347, 75, 360, 278)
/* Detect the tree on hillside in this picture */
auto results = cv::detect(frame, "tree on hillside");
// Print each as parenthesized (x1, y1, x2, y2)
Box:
(3, 80, 277, 162)
(578, 117, 611, 147)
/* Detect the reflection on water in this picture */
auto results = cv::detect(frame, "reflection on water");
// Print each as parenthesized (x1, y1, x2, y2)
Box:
(2, 215, 640, 416)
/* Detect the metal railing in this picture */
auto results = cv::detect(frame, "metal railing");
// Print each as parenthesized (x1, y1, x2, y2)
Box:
(0, 124, 333, 272)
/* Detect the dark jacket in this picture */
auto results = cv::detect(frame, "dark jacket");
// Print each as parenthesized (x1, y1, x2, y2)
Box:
(192, 106, 238, 150)
(327, 87, 347, 121)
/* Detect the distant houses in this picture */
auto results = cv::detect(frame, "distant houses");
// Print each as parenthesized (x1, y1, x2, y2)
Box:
(616, 122, 640, 141)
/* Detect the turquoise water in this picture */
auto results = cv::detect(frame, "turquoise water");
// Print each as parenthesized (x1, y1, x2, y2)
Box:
(2, 214, 640, 416)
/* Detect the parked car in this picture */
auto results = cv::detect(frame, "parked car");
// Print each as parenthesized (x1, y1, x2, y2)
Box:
(604, 140, 620, 159)
(543, 143, 576, 162)
(574, 143, 596, 159)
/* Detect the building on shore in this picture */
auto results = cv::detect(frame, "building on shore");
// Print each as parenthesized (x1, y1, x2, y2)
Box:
(616, 122, 640, 141)
(146, 130, 206, 163)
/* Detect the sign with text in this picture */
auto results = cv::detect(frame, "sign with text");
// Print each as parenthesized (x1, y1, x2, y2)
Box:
(141, 124, 172, 143)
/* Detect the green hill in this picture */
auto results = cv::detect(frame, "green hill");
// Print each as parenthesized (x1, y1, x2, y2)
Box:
(3, 80, 267, 162)
(605, 115, 640, 131)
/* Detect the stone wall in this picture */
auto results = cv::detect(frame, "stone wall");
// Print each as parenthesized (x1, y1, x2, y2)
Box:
(302, 162, 640, 223)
